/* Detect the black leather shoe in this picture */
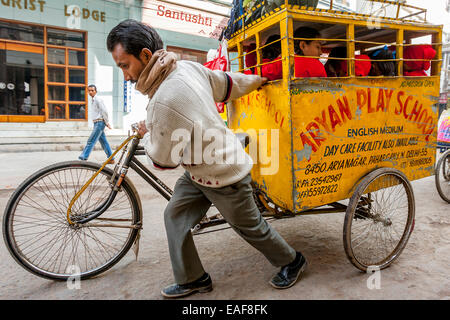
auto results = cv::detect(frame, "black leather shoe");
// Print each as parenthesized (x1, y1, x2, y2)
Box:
(161, 273, 213, 298)
(270, 252, 307, 289)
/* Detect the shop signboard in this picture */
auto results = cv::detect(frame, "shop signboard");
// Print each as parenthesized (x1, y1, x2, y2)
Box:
(142, 0, 229, 39)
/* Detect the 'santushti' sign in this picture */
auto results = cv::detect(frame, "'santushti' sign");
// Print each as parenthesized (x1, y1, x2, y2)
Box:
(142, 0, 229, 39)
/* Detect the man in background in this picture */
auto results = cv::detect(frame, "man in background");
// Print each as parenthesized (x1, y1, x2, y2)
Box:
(79, 84, 114, 164)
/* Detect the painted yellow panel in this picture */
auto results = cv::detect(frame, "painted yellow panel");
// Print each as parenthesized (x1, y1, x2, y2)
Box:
(291, 77, 439, 212)
(229, 77, 439, 213)
(228, 81, 294, 210)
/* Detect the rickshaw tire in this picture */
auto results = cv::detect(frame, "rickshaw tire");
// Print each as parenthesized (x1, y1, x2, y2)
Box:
(343, 167, 415, 272)
(435, 149, 450, 204)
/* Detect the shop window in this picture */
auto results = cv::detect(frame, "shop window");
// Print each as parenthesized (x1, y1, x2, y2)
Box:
(0, 21, 44, 44)
(47, 28, 85, 49)
(69, 87, 85, 101)
(0, 19, 87, 122)
(48, 104, 66, 119)
(167, 46, 207, 65)
(68, 50, 85, 66)
(48, 85, 65, 101)
(0, 48, 45, 116)
(69, 69, 84, 83)
(48, 67, 65, 83)
(69, 104, 85, 119)
(47, 48, 65, 64)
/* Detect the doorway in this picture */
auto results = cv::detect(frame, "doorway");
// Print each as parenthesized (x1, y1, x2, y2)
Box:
(0, 41, 45, 122)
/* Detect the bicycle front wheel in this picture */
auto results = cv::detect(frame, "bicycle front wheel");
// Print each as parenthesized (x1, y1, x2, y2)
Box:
(3, 161, 142, 280)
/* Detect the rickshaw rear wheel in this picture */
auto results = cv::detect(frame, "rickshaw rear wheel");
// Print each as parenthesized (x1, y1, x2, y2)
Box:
(435, 149, 450, 204)
(343, 168, 415, 272)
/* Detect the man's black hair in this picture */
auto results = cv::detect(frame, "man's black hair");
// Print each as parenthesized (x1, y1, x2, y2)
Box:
(107, 19, 164, 59)
(88, 84, 97, 91)
(294, 26, 321, 55)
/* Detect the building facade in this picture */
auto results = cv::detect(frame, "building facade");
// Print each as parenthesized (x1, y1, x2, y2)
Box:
(0, 0, 141, 133)
(123, 0, 230, 130)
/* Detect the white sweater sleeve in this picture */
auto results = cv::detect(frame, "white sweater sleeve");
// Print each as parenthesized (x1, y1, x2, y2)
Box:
(205, 68, 263, 103)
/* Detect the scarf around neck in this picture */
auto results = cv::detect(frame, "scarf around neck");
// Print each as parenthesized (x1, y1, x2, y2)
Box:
(135, 49, 177, 99)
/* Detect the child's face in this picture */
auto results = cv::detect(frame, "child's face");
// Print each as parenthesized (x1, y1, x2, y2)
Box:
(300, 40, 322, 57)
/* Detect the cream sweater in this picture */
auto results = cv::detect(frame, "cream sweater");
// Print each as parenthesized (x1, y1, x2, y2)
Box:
(141, 60, 263, 188)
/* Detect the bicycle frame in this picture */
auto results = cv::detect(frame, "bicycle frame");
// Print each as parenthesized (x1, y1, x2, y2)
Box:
(66, 131, 351, 233)
(66, 134, 232, 232)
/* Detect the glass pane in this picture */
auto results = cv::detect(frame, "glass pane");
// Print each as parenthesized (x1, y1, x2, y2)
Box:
(0, 49, 45, 116)
(47, 48, 65, 65)
(47, 28, 85, 48)
(69, 87, 85, 101)
(48, 85, 65, 101)
(69, 104, 85, 119)
(48, 103, 66, 119)
(0, 21, 44, 44)
(68, 50, 85, 66)
(69, 69, 85, 83)
(48, 67, 65, 83)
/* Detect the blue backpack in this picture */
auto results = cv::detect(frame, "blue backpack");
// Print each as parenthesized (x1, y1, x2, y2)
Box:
(222, 0, 244, 40)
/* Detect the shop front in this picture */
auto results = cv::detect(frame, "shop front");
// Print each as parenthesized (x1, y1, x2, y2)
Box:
(0, 20, 87, 122)
(0, 0, 141, 127)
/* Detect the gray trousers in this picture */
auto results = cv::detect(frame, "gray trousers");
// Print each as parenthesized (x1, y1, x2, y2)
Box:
(164, 171, 297, 284)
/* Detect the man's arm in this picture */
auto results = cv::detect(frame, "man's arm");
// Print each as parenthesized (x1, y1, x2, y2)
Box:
(204, 68, 268, 103)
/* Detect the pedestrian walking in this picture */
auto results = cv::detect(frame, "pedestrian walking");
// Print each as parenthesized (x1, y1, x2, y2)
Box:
(79, 85, 115, 164)
(107, 19, 307, 299)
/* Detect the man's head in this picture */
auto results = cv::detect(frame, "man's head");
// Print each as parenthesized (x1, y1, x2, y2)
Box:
(88, 84, 97, 98)
(107, 19, 164, 83)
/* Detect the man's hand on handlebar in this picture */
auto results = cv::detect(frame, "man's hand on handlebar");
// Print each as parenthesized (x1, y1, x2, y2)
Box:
(137, 121, 148, 137)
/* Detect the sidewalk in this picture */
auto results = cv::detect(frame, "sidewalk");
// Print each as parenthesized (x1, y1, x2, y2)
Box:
(0, 130, 128, 153)
(0, 150, 117, 190)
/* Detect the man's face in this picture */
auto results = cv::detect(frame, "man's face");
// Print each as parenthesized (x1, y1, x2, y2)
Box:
(88, 87, 96, 97)
(111, 43, 148, 83)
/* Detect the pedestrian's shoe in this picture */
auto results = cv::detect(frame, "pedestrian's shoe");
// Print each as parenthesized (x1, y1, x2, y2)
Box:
(78, 157, 87, 161)
(161, 273, 213, 298)
(270, 252, 307, 289)
(107, 159, 115, 165)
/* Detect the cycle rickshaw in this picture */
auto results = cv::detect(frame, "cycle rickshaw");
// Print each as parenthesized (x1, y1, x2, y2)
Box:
(2, 0, 444, 280)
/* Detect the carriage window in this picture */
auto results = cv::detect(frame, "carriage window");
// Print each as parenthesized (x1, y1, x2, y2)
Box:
(226, 3, 441, 80)
(242, 36, 258, 76)
(403, 31, 440, 77)
(292, 21, 347, 79)
(355, 26, 398, 77)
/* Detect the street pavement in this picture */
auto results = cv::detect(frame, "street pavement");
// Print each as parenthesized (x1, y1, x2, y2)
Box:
(0, 150, 449, 300)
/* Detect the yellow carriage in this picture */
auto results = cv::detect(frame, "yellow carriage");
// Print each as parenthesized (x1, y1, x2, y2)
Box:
(226, 0, 443, 271)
